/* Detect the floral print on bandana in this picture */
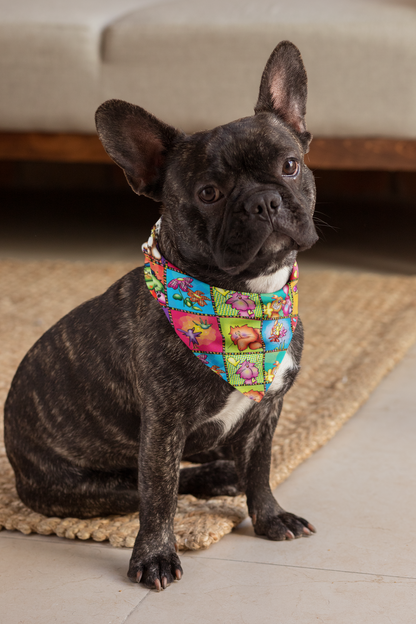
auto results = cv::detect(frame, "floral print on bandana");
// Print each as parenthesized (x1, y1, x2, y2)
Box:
(142, 220, 299, 401)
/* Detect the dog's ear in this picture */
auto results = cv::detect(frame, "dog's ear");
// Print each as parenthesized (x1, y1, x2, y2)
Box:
(255, 41, 311, 146)
(95, 100, 183, 198)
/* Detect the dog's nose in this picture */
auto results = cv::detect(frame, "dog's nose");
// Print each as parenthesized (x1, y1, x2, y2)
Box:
(245, 191, 282, 221)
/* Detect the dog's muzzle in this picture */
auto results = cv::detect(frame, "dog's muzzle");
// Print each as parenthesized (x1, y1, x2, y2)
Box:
(241, 189, 318, 251)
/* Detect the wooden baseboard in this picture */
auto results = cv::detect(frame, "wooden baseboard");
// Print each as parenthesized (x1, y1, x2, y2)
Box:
(1, 132, 416, 171)
(305, 138, 416, 171)
(0, 133, 112, 164)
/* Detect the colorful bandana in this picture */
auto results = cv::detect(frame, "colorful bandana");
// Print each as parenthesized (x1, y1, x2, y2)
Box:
(142, 220, 298, 402)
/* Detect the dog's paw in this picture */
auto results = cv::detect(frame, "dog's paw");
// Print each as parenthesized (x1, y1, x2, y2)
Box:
(253, 511, 316, 541)
(128, 547, 183, 590)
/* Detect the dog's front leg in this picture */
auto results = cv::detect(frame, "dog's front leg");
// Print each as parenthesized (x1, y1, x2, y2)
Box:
(128, 413, 184, 590)
(233, 399, 316, 541)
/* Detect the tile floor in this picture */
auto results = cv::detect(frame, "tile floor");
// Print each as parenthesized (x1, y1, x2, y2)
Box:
(1, 188, 416, 622)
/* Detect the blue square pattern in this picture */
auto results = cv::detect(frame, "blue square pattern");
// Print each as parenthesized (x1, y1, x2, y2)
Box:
(194, 352, 227, 381)
(262, 318, 293, 352)
(166, 268, 216, 315)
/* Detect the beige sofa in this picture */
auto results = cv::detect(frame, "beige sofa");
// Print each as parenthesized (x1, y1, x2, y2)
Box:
(1, 0, 416, 170)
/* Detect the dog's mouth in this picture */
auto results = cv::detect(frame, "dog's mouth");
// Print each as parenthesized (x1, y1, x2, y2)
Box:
(218, 233, 293, 275)
(257, 230, 298, 255)
(274, 210, 319, 253)
(213, 191, 318, 276)
(216, 224, 316, 277)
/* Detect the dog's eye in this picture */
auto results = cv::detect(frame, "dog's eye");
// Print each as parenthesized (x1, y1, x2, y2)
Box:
(198, 186, 222, 203)
(282, 159, 299, 176)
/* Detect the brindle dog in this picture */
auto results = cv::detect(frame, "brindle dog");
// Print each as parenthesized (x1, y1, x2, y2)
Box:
(4, 41, 318, 590)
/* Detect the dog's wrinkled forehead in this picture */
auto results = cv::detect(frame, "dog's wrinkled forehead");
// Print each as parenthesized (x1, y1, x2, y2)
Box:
(171, 114, 302, 190)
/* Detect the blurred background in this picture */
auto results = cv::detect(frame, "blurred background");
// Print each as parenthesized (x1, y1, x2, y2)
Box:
(1, 0, 416, 273)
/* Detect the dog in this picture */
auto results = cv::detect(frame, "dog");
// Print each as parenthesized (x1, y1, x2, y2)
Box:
(4, 41, 318, 590)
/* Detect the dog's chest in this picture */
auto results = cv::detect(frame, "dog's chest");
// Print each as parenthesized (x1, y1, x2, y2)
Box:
(207, 346, 295, 436)
(202, 267, 296, 436)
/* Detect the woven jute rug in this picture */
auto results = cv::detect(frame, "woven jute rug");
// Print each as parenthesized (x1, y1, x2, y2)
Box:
(1, 260, 416, 550)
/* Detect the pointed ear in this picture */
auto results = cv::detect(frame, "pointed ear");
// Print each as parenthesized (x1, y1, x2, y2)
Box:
(95, 100, 183, 198)
(255, 41, 311, 145)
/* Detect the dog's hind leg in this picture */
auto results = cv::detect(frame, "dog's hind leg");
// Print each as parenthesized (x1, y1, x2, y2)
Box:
(178, 460, 242, 497)
(15, 467, 140, 519)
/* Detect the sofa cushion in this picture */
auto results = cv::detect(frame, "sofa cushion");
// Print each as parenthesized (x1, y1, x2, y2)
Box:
(1, 0, 416, 137)
(102, 0, 416, 137)
(0, 1, 176, 133)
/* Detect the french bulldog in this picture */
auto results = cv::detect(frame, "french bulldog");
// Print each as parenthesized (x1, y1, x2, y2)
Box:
(4, 40, 318, 590)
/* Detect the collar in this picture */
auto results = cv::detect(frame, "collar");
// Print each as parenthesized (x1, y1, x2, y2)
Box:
(142, 219, 298, 402)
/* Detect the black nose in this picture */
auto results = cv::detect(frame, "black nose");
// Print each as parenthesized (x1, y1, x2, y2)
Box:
(245, 191, 282, 221)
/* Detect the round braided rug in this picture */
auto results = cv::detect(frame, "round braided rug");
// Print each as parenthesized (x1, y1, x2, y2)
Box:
(1, 260, 415, 550)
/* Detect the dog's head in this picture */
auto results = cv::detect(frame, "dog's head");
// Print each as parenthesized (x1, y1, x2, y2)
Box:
(96, 41, 318, 288)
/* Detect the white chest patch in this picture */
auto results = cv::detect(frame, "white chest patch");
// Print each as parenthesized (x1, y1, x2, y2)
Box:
(208, 390, 252, 436)
(269, 348, 296, 394)
(208, 347, 297, 436)
(246, 266, 291, 294)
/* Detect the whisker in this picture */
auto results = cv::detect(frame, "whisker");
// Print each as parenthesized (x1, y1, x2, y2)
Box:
(313, 216, 339, 233)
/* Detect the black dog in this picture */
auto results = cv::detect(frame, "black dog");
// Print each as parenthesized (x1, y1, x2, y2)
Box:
(4, 41, 318, 590)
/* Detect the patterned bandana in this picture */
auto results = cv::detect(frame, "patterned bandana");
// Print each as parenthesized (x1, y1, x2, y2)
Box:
(142, 220, 298, 402)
